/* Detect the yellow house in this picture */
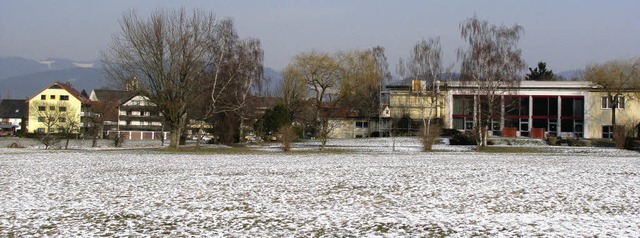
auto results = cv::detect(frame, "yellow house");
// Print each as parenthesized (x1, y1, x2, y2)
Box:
(27, 82, 91, 134)
(585, 90, 640, 139)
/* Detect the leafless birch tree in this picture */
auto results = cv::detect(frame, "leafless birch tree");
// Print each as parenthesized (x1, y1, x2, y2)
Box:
(457, 16, 525, 147)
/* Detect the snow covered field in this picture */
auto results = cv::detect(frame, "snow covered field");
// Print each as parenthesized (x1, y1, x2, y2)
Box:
(1, 138, 639, 236)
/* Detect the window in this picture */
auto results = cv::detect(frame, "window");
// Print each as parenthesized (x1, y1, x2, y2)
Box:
(36, 128, 45, 134)
(38, 106, 46, 111)
(59, 117, 66, 123)
(50, 95, 56, 99)
(59, 106, 67, 112)
(602, 125, 613, 139)
(38, 117, 45, 122)
(48, 127, 55, 133)
(355, 121, 369, 129)
(41, 95, 46, 100)
(602, 96, 625, 109)
(49, 106, 55, 111)
(60, 95, 69, 100)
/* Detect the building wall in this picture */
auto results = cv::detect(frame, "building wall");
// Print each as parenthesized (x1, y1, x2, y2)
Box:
(118, 95, 163, 131)
(27, 87, 83, 133)
(387, 90, 446, 125)
(327, 118, 372, 139)
(585, 91, 640, 138)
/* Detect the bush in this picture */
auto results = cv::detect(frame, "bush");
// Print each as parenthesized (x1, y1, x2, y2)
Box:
(278, 125, 297, 152)
(440, 128, 461, 137)
(41, 134, 60, 149)
(449, 131, 477, 145)
(590, 139, 616, 147)
(547, 136, 558, 146)
(113, 134, 125, 147)
(8, 142, 24, 148)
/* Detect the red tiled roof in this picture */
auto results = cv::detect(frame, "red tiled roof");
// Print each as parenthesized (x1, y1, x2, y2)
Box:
(29, 81, 91, 104)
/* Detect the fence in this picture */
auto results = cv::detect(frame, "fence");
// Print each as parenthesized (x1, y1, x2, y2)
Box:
(105, 130, 170, 141)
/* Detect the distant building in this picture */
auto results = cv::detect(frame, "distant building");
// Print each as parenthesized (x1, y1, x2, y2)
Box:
(384, 80, 640, 139)
(0, 99, 27, 135)
(26, 82, 91, 134)
(89, 89, 136, 132)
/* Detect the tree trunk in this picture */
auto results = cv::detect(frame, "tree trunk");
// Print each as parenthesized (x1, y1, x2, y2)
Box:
(169, 126, 180, 149)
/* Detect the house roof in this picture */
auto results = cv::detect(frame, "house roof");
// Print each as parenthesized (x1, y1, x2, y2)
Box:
(90, 89, 136, 103)
(29, 81, 91, 104)
(0, 99, 28, 118)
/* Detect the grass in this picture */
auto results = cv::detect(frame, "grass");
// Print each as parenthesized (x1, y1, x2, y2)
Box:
(475, 146, 546, 153)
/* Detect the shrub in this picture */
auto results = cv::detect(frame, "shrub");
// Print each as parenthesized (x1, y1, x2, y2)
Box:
(557, 138, 588, 147)
(547, 136, 558, 146)
(590, 139, 616, 147)
(440, 128, 461, 137)
(8, 142, 24, 148)
(449, 131, 477, 145)
(41, 134, 60, 149)
(113, 134, 125, 147)
(278, 125, 297, 152)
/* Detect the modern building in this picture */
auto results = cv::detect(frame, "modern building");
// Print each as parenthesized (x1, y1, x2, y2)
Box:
(384, 80, 640, 139)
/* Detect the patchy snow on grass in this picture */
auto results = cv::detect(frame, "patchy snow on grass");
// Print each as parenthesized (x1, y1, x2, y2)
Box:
(1, 139, 639, 236)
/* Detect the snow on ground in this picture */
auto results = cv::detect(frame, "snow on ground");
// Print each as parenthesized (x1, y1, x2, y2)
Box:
(1, 138, 639, 236)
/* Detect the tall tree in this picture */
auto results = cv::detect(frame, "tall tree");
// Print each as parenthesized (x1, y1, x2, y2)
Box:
(399, 37, 445, 138)
(584, 57, 640, 128)
(103, 8, 263, 148)
(526, 61, 555, 81)
(283, 51, 341, 149)
(279, 67, 311, 122)
(457, 16, 526, 147)
(337, 47, 390, 127)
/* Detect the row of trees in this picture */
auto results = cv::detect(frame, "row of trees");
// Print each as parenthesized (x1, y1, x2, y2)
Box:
(101, 9, 527, 149)
(274, 48, 390, 149)
(100, 8, 639, 149)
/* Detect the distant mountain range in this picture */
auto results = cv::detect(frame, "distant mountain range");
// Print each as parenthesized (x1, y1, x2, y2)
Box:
(1, 56, 582, 99)
(0, 56, 283, 99)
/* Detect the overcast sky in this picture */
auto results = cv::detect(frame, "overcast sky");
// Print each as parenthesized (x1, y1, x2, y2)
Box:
(1, 0, 638, 72)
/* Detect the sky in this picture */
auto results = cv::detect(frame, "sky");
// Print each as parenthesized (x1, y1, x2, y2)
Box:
(1, 0, 639, 73)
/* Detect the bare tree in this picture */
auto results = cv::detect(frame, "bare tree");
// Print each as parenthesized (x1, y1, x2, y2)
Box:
(400, 38, 447, 140)
(103, 8, 263, 148)
(283, 51, 341, 149)
(337, 47, 389, 133)
(279, 67, 311, 122)
(200, 29, 265, 144)
(457, 16, 525, 147)
(29, 101, 79, 149)
(584, 57, 640, 131)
